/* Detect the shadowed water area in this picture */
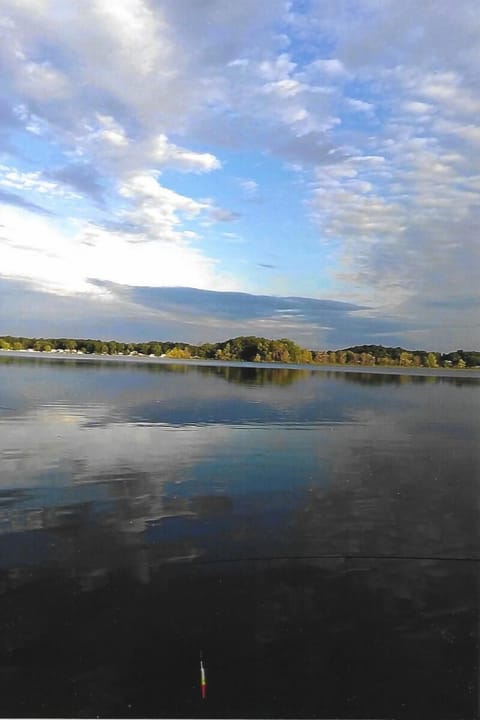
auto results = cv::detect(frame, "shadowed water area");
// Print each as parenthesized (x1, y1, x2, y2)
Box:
(0, 356, 478, 718)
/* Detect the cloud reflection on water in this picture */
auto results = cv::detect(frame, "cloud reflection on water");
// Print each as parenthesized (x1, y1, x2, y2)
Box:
(0, 357, 478, 575)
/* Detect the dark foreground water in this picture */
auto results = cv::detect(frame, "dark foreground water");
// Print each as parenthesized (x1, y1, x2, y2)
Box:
(0, 356, 478, 718)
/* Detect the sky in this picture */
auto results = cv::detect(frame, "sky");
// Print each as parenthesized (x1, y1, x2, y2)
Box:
(0, 0, 479, 351)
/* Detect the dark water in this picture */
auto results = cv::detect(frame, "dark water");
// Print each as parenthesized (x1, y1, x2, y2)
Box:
(0, 356, 478, 718)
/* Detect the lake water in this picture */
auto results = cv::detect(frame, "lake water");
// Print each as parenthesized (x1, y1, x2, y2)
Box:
(0, 356, 478, 718)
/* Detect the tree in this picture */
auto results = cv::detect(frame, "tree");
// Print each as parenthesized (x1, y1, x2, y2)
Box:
(149, 343, 163, 356)
(425, 352, 438, 368)
(399, 351, 413, 367)
(360, 352, 375, 365)
(270, 340, 290, 363)
(298, 348, 313, 364)
(166, 346, 191, 359)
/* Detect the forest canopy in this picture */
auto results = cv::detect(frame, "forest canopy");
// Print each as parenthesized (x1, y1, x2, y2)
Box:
(0, 335, 479, 368)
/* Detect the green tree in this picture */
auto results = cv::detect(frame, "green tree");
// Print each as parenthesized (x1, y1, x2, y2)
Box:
(166, 346, 191, 359)
(149, 343, 163, 356)
(346, 350, 356, 365)
(270, 340, 290, 363)
(399, 351, 413, 367)
(359, 352, 373, 365)
(298, 348, 313, 364)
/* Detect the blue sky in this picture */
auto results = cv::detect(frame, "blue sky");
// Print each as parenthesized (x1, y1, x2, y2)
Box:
(0, 0, 479, 350)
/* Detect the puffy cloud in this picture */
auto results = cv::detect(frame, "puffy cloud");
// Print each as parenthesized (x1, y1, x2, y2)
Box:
(151, 135, 221, 173)
(345, 98, 374, 114)
(449, 124, 480, 146)
(401, 101, 433, 116)
(0, 202, 237, 295)
(0, 1, 237, 297)
(0, 163, 79, 199)
(306, 58, 349, 78)
(288, 1, 480, 334)
(94, 114, 129, 147)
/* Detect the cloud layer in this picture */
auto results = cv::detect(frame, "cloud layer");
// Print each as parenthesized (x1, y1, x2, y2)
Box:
(0, 276, 421, 350)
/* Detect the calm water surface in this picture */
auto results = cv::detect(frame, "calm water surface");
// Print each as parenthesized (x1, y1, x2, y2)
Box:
(0, 357, 479, 718)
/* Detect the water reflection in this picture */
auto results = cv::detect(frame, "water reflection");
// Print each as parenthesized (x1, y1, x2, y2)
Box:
(0, 357, 479, 564)
(0, 357, 478, 717)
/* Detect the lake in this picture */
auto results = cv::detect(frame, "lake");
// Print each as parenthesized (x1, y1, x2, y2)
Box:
(0, 355, 478, 718)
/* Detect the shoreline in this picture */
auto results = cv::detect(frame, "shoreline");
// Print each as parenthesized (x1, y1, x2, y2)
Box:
(1, 349, 480, 378)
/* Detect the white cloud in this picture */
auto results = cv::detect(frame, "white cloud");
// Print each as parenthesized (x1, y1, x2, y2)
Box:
(239, 179, 259, 196)
(0, 202, 238, 295)
(94, 114, 129, 147)
(402, 101, 433, 115)
(19, 59, 69, 100)
(262, 78, 305, 98)
(0, 0, 237, 302)
(151, 134, 221, 173)
(284, 1, 480, 328)
(450, 124, 480, 146)
(118, 172, 213, 242)
(0, 163, 79, 199)
(227, 59, 250, 69)
(414, 72, 480, 115)
(346, 98, 374, 114)
(307, 58, 348, 77)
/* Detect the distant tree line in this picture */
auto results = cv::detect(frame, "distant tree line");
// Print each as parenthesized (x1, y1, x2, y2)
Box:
(331, 344, 480, 369)
(0, 335, 479, 368)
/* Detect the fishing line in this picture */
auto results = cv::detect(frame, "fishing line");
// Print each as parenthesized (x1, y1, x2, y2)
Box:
(189, 553, 480, 566)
